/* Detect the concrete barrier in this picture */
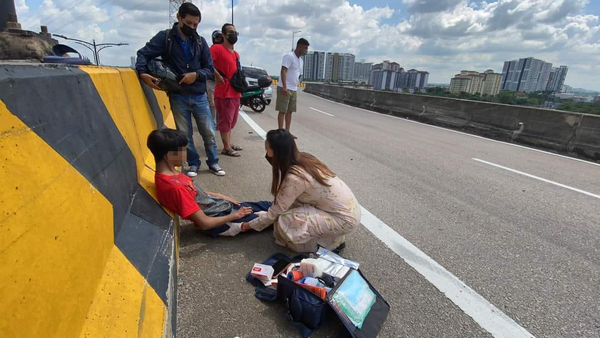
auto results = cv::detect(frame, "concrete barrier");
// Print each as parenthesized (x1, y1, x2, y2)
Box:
(0, 63, 178, 337)
(305, 83, 600, 162)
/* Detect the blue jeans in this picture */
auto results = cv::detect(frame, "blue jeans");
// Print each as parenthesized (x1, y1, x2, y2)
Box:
(169, 94, 219, 168)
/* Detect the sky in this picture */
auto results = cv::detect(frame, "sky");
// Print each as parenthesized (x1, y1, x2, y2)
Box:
(15, 0, 600, 91)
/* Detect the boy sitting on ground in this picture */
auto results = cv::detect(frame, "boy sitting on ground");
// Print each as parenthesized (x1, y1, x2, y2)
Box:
(147, 128, 254, 232)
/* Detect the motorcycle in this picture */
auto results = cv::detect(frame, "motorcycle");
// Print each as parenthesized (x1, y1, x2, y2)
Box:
(241, 76, 272, 113)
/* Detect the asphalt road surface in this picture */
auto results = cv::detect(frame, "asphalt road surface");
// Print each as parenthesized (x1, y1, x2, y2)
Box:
(177, 89, 600, 338)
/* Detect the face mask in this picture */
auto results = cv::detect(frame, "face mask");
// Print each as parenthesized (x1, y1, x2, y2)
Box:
(180, 23, 196, 37)
(265, 154, 273, 165)
(227, 34, 238, 45)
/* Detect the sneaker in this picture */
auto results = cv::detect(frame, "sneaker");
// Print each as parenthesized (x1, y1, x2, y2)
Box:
(186, 165, 199, 177)
(209, 164, 226, 176)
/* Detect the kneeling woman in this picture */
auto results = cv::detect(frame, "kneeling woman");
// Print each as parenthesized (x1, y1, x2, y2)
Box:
(240, 129, 361, 252)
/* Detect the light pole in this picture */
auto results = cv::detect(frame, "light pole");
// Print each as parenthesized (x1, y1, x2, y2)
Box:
(291, 30, 301, 51)
(53, 34, 128, 66)
(231, 0, 234, 24)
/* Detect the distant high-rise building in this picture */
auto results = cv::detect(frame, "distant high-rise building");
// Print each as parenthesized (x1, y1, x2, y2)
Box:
(371, 69, 397, 91)
(332, 53, 340, 82)
(302, 51, 326, 80)
(373, 60, 401, 72)
(547, 65, 568, 92)
(501, 57, 555, 93)
(325, 52, 334, 80)
(336, 53, 355, 81)
(353, 61, 373, 83)
(130, 56, 136, 69)
(481, 70, 503, 96)
(450, 69, 502, 96)
(449, 76, 472, 94)
(371, 67, 428, 92)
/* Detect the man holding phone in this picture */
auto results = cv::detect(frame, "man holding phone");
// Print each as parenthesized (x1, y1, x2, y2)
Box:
(136, 2, 225, 177)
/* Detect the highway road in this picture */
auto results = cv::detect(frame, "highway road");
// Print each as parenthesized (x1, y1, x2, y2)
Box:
(177, 90, 600, 338)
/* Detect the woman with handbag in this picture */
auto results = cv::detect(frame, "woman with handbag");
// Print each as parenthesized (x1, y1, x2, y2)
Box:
(232, 129, 361, 252)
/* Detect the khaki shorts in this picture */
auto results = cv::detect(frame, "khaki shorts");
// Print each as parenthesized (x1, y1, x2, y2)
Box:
(275, 86, 297, 113)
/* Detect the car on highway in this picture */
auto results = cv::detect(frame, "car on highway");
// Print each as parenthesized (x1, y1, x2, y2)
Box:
(242, 65, 272, 104)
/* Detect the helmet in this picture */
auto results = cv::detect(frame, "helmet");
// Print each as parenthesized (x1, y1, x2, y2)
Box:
(212, 30, 223, 44)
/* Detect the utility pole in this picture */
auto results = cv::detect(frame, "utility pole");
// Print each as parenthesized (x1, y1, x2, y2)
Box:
(231, 0, 234, 24)
(53, 34, 128, 66)
(292, 30, 301, 51)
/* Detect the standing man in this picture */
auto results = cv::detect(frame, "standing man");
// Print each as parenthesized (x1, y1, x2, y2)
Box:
(211, 23, 243, 157)
(135, 3, 225, 177)
(276, 38, 309, 138)
(207, 30, 223, 123)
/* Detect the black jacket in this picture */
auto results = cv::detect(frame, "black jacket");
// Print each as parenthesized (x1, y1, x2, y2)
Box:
(136, 24, 214, 96)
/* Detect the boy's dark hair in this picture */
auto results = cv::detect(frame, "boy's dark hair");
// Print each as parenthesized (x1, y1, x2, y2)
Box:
(179, 2, 201, 19)
(222, 23, 234, 34)
(297, 38, 309, 47)
(147, 129, 188, 162)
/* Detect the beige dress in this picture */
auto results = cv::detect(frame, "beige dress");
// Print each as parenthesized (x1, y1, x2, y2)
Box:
(248, 166, 361, 252)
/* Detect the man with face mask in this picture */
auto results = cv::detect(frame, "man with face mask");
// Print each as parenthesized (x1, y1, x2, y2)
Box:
(136, 3, 225, 177)
(210, 23, 243, 157)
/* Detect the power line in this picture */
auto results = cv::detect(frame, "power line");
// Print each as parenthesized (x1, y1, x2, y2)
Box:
(44, 0, 113, 28)
(25, 0, 81, 30)
(52, 0, 155, 33)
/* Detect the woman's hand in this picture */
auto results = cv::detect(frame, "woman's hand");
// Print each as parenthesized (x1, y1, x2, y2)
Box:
(234, 206, 253, 219)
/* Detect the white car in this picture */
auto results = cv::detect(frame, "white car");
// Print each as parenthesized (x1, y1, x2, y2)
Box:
(242, 65, 273, 104)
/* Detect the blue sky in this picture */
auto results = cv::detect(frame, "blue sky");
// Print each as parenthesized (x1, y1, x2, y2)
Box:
(15, 0, 600, 91)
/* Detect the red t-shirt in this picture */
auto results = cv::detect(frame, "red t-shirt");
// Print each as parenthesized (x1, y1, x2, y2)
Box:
(155, 173, 200, 219)
(210, 44, 242, 99)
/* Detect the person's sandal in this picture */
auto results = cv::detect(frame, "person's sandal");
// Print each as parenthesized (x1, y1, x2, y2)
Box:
(221, 148, 241, 157)
(231, 145, 243, 151)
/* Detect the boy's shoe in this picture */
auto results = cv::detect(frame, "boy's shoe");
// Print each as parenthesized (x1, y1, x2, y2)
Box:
(209, 164, 226, 176)
(186, 165, 199, 177)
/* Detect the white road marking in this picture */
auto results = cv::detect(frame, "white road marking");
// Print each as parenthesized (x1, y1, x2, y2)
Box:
(360, 207, 534, 338)
(308, 107, 334, 117)
(238, 110, 267, 139)
(239, 107, 534, 338)
(473, 158, 600, 200)
(304, 91, 600, 168)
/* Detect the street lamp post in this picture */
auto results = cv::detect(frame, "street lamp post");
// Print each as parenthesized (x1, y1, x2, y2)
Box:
(53, 34, 128, 66)
(231, 0, 234, 24)
(291, 30, 301, 51)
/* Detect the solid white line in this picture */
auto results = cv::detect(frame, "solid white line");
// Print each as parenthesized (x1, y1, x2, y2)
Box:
(473, 158, 600, 200)
(303, 91, 600, 168)
(238, 109, 267, 139)
(360, 207, 534, 338)
(308, 107, 334, 117)
(238, 108, 534, 338)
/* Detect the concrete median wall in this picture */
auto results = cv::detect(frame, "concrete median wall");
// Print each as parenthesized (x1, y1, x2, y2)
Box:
(305, 83, 600, 162)
(0, 64, 178, 337)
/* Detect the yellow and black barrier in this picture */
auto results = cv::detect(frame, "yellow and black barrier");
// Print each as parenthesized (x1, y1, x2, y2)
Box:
(270, 79, 305, 88)
(0, 64, 178, 337)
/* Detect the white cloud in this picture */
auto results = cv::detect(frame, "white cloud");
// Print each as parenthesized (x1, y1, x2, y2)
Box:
(14, 0, 600, 90)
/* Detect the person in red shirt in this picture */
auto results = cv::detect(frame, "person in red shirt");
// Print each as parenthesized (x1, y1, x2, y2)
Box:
(211, 23, 243, 157)
(147, 128, 252, 230)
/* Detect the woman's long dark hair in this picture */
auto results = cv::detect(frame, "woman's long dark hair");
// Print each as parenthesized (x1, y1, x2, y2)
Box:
(266, 129, 335, 199)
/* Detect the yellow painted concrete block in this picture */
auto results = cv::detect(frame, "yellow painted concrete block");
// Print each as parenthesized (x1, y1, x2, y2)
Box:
(0, 101, 114, 337)
(79, 246, 166, 338)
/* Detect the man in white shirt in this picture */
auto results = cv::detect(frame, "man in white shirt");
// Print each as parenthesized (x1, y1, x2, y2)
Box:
(276, 38, 309, 138)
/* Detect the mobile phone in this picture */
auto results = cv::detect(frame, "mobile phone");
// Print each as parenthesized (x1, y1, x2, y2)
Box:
(272, 259, 290, 277)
